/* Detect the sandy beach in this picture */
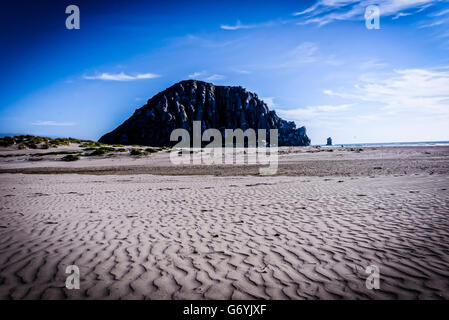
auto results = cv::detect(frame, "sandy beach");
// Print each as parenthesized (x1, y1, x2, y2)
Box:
(1, 145, 449, 299)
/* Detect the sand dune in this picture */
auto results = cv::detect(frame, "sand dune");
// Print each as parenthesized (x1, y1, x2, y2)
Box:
(1, 172, 448, 299)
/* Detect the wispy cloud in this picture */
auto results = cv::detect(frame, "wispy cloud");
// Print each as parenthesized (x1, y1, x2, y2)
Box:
(295, 0, 440, 26)
(288, 42, 319, 62)
(392, 12, 412, 20)
(232, 68, 251, 74)
(276, 67, 449, 143)
(172, 34, 246, 48)
(261, 97, 276, 108)
(220, 20, 256, 30)
(204, 74, 225, 81)
(274, 42, 319, 68)
(277, 104, 352, 121)
(324, 67, 449, 116)
(84, 72, 160, 81)
(270, 42, 344, 69)
(187, 71, 225, 82)
(360, 59, 388, 70)
(188, 71, 207, 79)
(419, 15, 449, 28)
(220, 20, 277, 31)
(430, 8, 449, 16)
(262, 96, 353, 124)
(32, 121, 76, 126)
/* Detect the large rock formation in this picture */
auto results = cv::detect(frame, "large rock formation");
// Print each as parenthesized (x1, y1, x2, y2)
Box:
(99, 80, 311, 147)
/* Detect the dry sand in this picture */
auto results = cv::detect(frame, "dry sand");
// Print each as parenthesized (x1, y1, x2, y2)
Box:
(0, 146, 449, 299)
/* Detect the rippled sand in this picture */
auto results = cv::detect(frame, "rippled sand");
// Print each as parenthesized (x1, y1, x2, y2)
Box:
(1, 170, 448, 299)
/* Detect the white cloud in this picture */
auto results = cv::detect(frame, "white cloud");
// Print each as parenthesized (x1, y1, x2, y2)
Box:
(84, 72, 160, 81)
(430, 8, 449, 16)
(188, 71, 206, 79)
(219, 20, 276, 31)
(173, 34, 244, 48)
(261, 97, 276, 108)
(276, 104, 353, 121)
(360, 59, 388, 70)
(324, 67, 449, 116)
(271, 42, 344, 69)
(275, 42, 319, 67)
(280, 65, 449, 143)
(290, 41, 318, 59)
(392, 12, 412, 19)
(295, 0, 440, 26)
(32, 121, 76, 126)
(316, 104, 352, 111)
(204, 74, 225, 81)
(220, 20, 256, 30)
(232, 69, 251, 74)
(187, 71, 225, 81)
(419, 15, 449, 28)
(324, 54, 345, 66)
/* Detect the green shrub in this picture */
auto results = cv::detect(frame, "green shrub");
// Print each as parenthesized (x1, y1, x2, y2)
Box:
(145, 147, 162, 153)
(0, 136, 15, 147)
(1, 135, 103, 150)
(80, 141, 108, 148)
(130, 148, 148, 156)
(61, 154, 80, 161)
(52, 138, 70, 146)
(25, 142, 37, 149)
(86, 147, 114, 156)
(30, 151, 81, 157)
(87, 149, 107, 156)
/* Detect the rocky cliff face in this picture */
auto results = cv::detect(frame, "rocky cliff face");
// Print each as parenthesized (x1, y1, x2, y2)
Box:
(99, 80, 311, 147)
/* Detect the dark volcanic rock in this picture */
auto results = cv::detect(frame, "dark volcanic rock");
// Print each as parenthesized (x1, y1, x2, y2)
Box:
(99, 80, 311, 147)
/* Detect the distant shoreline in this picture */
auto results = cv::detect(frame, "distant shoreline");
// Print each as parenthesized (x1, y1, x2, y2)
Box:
(316, 141, 449, 147)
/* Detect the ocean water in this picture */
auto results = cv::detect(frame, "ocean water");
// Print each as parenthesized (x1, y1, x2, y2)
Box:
(318, 141, 449, 147)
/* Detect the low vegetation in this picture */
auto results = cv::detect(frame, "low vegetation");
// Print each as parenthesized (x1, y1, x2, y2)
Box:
(145, 147, 163, 153)
(61, 154, 80, 162)
(0, 136, 166, 159)
(0, 135, 95, 149)
(85, 147, 115, 156)
(0, 151, 82, 158)
(30, 151, 82, 157)
(79, 141, 108, 148)
(130, 148, 147, 156)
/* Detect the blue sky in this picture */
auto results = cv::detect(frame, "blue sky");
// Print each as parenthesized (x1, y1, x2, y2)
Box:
(1, 0, 448, 144)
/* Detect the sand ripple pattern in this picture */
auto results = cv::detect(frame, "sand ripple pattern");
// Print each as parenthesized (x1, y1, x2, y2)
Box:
(1, 173, 448, 299)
